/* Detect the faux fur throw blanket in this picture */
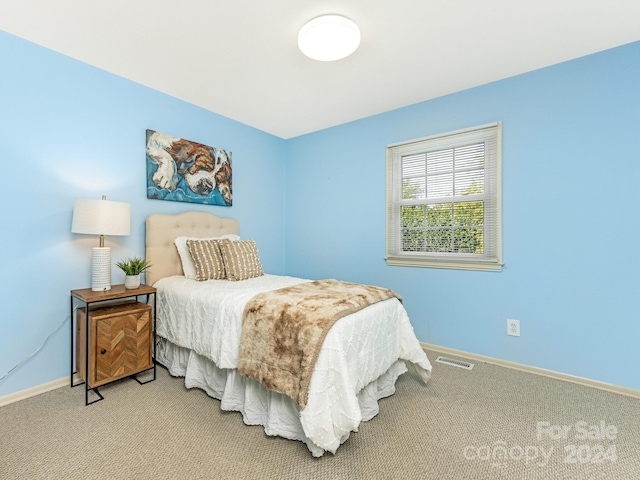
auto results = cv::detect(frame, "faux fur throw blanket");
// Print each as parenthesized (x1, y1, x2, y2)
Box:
(237, 279, 402, 409)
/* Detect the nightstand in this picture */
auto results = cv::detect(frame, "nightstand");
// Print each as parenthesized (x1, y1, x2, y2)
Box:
(70, 284, 157, 405)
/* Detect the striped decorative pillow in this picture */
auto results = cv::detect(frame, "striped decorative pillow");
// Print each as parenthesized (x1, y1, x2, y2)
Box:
(218, 239, 264, 281)
(186, 239, 226, 281)
(175, 234, 240, 279)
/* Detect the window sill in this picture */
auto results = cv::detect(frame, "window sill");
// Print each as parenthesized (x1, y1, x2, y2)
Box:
(385, 257, 503, 272)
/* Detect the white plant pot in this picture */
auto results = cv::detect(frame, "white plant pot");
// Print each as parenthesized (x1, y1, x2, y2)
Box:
(124, 274, 141, 289)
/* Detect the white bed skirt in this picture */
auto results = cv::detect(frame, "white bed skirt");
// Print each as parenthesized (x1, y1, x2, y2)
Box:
(156, 337, 410, 456)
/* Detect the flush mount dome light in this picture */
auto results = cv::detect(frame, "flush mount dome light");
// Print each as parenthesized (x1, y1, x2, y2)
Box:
(298, 14, 361, 61)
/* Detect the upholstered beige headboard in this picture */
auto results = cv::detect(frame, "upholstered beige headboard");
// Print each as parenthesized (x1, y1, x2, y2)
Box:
(145, 211, 240, 286)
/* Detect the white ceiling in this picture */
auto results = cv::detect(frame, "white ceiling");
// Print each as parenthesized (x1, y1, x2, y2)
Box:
(1, 1, 639, 139)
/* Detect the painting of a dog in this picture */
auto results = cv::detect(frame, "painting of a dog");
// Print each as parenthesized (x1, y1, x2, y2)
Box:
(146, 129, 232, 206)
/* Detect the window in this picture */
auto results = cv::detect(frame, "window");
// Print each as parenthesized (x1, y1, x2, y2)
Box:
(386, 122, 502, 271)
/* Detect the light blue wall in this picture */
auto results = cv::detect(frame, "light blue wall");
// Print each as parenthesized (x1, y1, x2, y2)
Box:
(285, 41, 640, 390)
(2, 28, 639, 399)
(0, 31, 287, 397)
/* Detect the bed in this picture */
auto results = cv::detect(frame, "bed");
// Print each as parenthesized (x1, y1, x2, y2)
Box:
(146, 211, 432, 456)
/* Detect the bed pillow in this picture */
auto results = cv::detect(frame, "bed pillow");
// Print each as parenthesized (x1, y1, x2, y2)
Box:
(175, 234, 240, 279)
(186, 239, 227, 281)
(218, 239, 264, 281)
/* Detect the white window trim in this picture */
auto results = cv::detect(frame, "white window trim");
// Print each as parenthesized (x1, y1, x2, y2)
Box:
(386, 122, 503, 271)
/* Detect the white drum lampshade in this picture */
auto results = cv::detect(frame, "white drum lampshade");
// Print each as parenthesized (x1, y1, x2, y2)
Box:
(71, 196, 131, 291)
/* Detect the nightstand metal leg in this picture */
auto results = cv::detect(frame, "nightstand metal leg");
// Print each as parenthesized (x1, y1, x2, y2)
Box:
(70, 297, 84, 389)
(86, 386, 104, 405)
(70, 295, 74, 388)
(133, 291, 157, 386)
(152, 291, 157, 380)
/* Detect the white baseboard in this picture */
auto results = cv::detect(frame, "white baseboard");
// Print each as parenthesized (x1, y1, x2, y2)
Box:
(0, 374, 81, 408)
(422, 342, 640, 400)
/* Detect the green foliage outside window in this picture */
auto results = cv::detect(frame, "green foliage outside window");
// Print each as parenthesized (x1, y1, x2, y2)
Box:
(401, 182, 484, 254)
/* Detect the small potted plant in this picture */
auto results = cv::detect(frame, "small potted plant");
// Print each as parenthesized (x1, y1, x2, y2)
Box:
(116, 257, 152, 289)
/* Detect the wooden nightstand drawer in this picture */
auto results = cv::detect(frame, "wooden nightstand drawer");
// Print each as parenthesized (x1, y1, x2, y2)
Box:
(76, 301, 153, 388)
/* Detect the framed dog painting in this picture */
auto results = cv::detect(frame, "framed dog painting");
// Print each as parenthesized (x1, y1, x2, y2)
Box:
(146, 129, 232, 206)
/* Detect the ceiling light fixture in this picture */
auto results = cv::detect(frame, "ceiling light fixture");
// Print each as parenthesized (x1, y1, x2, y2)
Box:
(298, 15, 361, 62)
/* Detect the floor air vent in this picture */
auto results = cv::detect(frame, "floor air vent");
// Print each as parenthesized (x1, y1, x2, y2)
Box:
(435, 356, 474, 370)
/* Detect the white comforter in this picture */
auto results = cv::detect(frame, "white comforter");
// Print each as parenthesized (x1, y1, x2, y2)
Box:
(155, 274, 432, 454)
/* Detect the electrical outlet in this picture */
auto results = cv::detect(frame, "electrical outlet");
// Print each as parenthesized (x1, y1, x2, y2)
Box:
(507, 319, 520, 337)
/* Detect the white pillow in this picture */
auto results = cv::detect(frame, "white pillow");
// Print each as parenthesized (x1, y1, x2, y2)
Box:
(174, 234, 240, 279)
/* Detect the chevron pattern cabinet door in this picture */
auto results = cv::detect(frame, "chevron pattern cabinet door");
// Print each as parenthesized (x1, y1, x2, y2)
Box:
(77, 302, 152, 388)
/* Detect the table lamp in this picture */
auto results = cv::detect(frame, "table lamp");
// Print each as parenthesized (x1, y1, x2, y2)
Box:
(71, 195, 131, 291)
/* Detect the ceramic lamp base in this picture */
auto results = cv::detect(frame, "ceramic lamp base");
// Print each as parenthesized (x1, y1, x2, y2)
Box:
(91, 247, 112, 291)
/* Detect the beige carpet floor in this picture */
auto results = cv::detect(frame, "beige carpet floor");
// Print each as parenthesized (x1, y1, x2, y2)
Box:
(1, 350, 639, 479)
